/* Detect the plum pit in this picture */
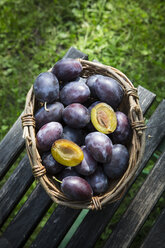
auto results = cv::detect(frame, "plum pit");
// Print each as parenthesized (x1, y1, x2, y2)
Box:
(91, 103, 117, 134)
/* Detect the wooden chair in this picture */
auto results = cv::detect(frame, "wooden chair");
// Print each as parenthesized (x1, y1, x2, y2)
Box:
(0, 47, 164, 248)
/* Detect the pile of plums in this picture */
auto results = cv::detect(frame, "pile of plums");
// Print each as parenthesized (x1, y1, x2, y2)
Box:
(34, 58, 132, 202)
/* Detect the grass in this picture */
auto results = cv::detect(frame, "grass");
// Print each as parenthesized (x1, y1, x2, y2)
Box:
(0, 0, 164, 246)
(0, 0, 165, 140)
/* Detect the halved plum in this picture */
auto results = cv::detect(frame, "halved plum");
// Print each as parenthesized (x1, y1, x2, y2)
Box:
(51, 139, 84, 166)
(91, 102, 117, 134)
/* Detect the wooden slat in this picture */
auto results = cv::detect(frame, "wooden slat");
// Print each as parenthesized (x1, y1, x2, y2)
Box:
(63, 46, 88, 60)
(103, 150, 165, 248)
(68, 203, 121, 248)
(0, 237, 12, 248)
(63, 100, 165, 248)
(136, 99, 165, 175)
(31, 206, 81, 248)
(0, 115, 25, 179)
(137, 85, 156, 114)
(1, 184, 52, 248)
(0, 155, 34, 227)
(141, 208, 165, 248)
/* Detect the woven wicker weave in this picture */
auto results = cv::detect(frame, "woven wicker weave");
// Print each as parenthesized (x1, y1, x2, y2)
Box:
(22, 59, 145, 210)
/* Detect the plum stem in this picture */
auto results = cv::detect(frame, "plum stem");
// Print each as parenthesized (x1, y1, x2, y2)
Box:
(53, 176, 62, 184)
(44, 102, 50, 112)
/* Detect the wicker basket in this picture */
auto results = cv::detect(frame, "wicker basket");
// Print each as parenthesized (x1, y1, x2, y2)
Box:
(22, 59, 145, 210)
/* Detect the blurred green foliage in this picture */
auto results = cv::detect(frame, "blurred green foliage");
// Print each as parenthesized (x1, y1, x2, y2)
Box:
(0, 0, 165, 140)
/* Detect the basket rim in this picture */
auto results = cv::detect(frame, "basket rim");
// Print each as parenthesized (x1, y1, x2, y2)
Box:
(22, 59, 146, 210)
